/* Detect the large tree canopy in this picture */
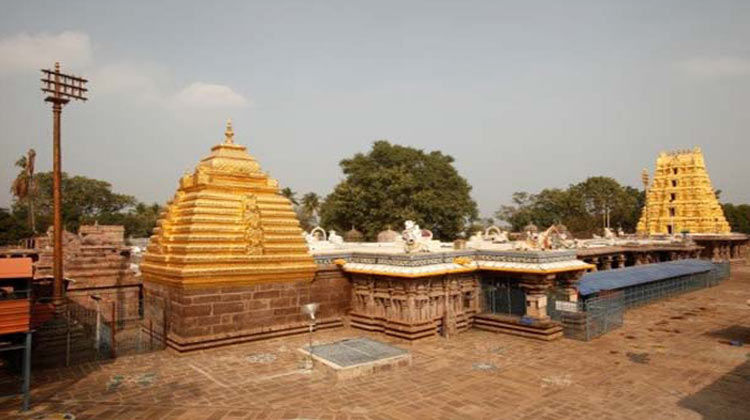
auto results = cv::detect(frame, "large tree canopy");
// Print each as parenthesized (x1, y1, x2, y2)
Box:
(7, 171, 161, 244)
(496, 177, 644, 237)
(723, 203, 750, 234)
(320, 141, 478, 240)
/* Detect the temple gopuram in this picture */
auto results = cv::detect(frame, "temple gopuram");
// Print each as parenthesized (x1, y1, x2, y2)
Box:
(637, 147, 730, 235)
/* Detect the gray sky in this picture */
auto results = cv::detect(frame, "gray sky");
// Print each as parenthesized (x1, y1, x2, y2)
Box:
(1, 1, 749, 218)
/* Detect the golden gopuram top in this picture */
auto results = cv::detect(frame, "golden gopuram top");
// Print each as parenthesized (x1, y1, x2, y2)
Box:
(141, 120, 316, 287)
(637, 147, 730, 235)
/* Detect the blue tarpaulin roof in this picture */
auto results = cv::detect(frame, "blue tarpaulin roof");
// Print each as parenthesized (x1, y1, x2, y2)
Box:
(577, 259, 715, 296)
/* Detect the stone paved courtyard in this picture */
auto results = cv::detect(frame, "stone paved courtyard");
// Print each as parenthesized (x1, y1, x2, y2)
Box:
(2, 264, 749, 420)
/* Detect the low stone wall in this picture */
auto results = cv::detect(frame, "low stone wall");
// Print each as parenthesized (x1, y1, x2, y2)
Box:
(143, 266, 350, 352)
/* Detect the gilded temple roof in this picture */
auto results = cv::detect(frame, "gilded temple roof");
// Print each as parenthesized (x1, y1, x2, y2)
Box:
(637, 147, 730, 235)
(140, 120, 316, 287)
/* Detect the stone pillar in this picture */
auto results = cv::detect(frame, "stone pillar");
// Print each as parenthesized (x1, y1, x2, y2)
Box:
(590, 257, 599, 272)
(406, 283, 416, 322)
(564, 287, 578, 303)
(616, 254, 626, 269)
(520, 275, 553, 321)
(442, 278, 457, 338)
(525, 294, 549, 321)
(601, 255, 613, 271)
(634, 254, 643, 266)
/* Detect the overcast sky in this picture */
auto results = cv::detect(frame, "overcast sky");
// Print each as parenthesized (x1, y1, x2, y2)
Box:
(1, 1, 749, 218)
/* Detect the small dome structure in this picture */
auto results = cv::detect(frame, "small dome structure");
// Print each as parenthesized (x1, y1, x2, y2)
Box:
(377, 227, 400, 243)
(344, 227, 364, 242)
(523, 223, 539, 233)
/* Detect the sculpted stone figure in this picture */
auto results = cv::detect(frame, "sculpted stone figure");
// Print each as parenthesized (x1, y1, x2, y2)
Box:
(603, 227, 616, 240)
(402, 220, 428, 253)
(329, 230, 344, 245)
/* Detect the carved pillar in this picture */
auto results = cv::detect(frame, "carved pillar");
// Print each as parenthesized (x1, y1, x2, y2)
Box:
(406, 282, 416, 322)
(634, 254, 643, 266)
(601, 255, 613, 271)
(589, 257, 599, 272)
(441, 277, 457, 338)
(616, 254, 626, 268)
(470, 276, 481, 313)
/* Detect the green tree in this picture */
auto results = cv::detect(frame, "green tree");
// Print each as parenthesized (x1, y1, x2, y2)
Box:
(10, 150, 36, 233)
(723, 203, 750, 233)
(496, 177, 644, 237)
(320, 140, 478, 240)
(280, 187, 299, 205)
(0, 208, 32, 246)
(11, 171, 139, 236)
(299, 192, 321, 230)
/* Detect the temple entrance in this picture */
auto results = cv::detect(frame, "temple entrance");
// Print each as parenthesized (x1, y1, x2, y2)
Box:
(482, 278, 525, 317)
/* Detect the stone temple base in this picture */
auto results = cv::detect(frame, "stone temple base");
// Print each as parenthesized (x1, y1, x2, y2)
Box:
(473, 313, 563, 341)
(299, 337, 411, 380)
(142, 271, 350, 352)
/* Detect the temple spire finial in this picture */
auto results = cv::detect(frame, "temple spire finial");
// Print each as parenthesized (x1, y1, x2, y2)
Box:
(224, 118, 234, 144)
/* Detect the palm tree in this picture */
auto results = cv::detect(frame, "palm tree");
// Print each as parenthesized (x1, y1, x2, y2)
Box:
(10, 149, 36, 233)
(280, 187, 299, 206)
(301, 192, 321, 226)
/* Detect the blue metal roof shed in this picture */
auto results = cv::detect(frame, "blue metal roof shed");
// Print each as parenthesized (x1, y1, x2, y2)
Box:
(577, 259, 715, 297)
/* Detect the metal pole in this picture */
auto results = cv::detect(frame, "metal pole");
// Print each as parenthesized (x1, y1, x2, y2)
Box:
(52, 97, 64, 315)
(22, 331, 31, 411)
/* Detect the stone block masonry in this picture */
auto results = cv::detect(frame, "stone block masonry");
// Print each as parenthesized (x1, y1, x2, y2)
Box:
(144, 267, 350, 352)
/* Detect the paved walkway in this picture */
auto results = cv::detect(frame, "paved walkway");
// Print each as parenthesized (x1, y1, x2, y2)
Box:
(2, 264, 750, 420)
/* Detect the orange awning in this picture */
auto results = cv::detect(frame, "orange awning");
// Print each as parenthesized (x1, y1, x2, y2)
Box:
(0, 257, 33, 279)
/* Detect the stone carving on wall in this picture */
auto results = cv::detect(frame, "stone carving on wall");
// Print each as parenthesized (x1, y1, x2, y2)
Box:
(242, 195, 264, 255)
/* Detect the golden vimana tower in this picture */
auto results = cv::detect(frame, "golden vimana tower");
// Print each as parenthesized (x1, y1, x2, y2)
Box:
(140, 120, 316, 287)
(637, 147, 730, 235)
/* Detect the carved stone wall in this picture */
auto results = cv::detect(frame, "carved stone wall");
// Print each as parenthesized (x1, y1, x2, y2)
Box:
(348, 273, 480, 340)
